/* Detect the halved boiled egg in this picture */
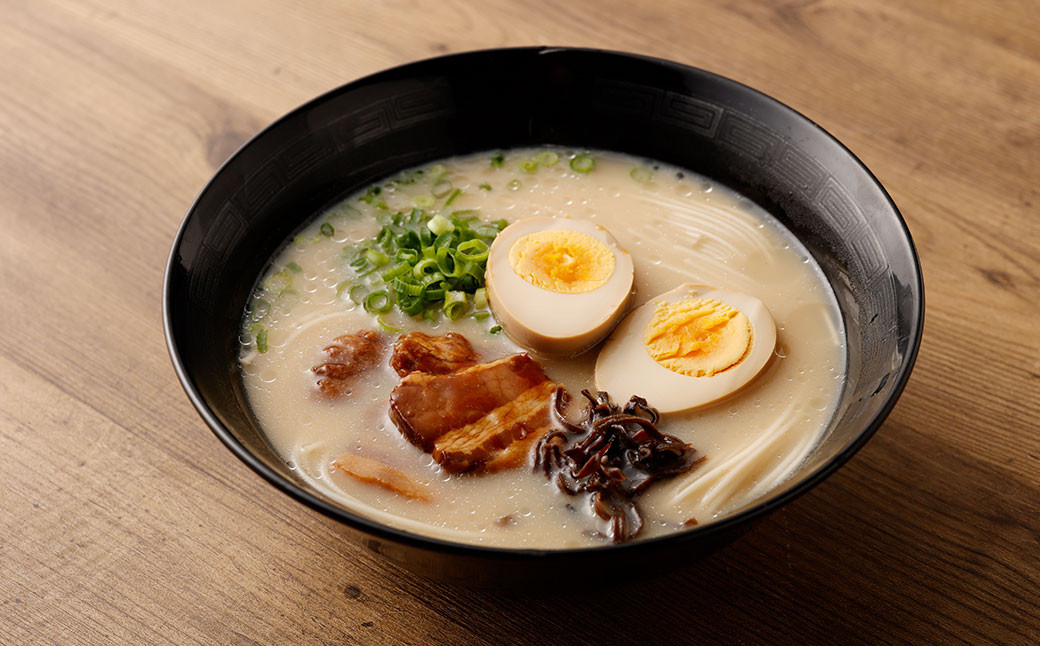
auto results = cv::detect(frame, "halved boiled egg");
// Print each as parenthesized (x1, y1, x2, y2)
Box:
(485, 217, 634, 356)
(595, 284, 777, 413)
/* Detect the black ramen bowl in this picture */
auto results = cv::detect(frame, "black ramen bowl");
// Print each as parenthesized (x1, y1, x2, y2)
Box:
(164, 47, 923, 588)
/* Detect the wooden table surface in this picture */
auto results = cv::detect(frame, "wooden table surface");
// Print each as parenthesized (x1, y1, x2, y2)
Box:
(2, 1, 1038, 643)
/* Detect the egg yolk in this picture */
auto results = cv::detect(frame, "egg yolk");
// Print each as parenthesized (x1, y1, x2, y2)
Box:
(643, 298, 753, 377)
(508, 229, 615, 293)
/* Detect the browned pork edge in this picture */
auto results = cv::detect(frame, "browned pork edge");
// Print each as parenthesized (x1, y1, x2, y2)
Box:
(388, 354, 556, 472)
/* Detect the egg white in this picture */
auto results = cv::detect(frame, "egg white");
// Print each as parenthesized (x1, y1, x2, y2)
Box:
(595, 283, 777, 413)
(485, 217, 634, 357)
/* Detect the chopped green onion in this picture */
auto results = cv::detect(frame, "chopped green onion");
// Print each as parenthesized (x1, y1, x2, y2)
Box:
(507, 179, 521, 191)
(396, 248, 419, 264)
(422, 308, 438, 322)
(285, 261, 302, 274)
(250, 325, 268, 353)
(570, 153, 595, 173)
(436, 247, 462, 277)
(535, 151, 559, 166)
(489, 325, 503, 335)
(397, 230, 421, 250)
(349, 285, 368, 305)
(364, 248, 390, 267)
(630, 167, 653, 183)
(427, 214, 454, 235)
(364, 290, 392, 313)
(419, 225, 434, 247)
(457, 239, 489, 263)
(473, 287, 488, 309)
(392, 278, 424, 297)
(354, 263, 379, 278)
(444, 188, 462, 206)
(381, 262, 412, 282)
(432, 180, 453, 198)
(377, 315, 402, 333)
(492, 219, 509, 231)
(519, 159, 539, 173)
(490, 153, 505, 168)
(443, 291, 469, 320)
(451, 209, 479, 219)
(472, 311, 491, 322)
(359, 185, 382, 204)
(320, 222, 334, 237)
(423, 287, 446, 301)
(479, 183, 492, 191)
(335, 281, 351, 297)
(428, 163, 447, 177)
(263, 270, 293, 294)
(415, 195, 434, 208)
(413, 258, 439, 279)
(433, 231, 457, 250)
(396, 293, 424, 316)
(376, 226, 394, 246)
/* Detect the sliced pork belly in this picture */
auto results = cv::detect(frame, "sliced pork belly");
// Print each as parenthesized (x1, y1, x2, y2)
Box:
(312, 330, 383, 397)
(389, 354, 556, 472)
(390, 331, 479, 377)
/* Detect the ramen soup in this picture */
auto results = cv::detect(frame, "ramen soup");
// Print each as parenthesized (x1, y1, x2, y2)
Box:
(240, 148, 845, 548)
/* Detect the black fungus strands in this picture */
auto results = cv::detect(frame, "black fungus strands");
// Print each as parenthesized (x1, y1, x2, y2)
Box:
(535, 388, 705, 543)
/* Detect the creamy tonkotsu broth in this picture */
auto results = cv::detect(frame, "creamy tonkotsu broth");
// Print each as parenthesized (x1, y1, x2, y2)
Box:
(240, 148, 845, 548)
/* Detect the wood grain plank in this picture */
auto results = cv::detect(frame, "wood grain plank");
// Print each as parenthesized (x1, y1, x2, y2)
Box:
(0, 0, 1038, 643)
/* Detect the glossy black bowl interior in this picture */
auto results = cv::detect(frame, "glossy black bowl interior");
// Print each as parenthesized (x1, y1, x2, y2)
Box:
(164, 47, 923, 588)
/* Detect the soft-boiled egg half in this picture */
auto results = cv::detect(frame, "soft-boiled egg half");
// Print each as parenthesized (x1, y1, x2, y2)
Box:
(485, 217, 634, 356)
(595, 284, 777, 413)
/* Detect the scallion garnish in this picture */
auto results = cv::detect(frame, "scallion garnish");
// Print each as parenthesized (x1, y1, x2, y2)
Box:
(365, 248, 390, 267)
(570, 153, 595, 173)
(377, 315, 402, 333)
(535, 151, 559, 166)
(250, 324, 268, 353)
(335, 162, 507, 325)
(263, 270, 293, 294)
(444, 188, 462, 206)
(415, 195, 434, 208)
(489, 325, 503, 335)
(412, 258, 439, 279)
(479, 183, 492, 191)
(285, 261, 302, 274)
(348, 284, 368, 305)
(473, 287, 488, 309)
(427, 214, 454, 235)
(457, 239, 489, 263)
(520, 159, 539, 173)
(443, 291, 469, 320)
(320, 222, 334, 237)
(381, 262, 412, 282)
(490, 153, 505, 168)
(436, 247, 460, 277)
(364, 291, 392, 313)
(392, 278, 425, 297)
(630, 167, 653, 183)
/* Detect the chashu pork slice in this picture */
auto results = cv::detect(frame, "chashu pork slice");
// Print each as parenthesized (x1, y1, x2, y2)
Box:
(390, 331, 479, 376)
(312, 330, 383, 397)
(389, 354, 556, 473)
